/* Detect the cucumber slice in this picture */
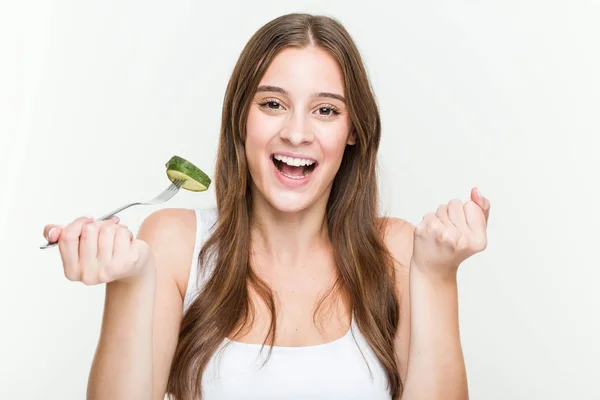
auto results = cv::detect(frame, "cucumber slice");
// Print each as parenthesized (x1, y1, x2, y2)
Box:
(165, 155, 211, 192)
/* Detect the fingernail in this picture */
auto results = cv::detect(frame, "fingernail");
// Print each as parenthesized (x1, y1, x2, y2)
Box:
(476, 188, 484, 200)
(47, 227, 56, 242)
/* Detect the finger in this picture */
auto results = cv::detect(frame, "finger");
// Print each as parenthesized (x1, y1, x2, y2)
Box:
(79, 221, 99, 269)
(435, 204, 452, 227)
(79, 217, 117, 255)
(447, 199, 468, 230)
(59, 216, 94, 281)
(415, 212, 436, 238)
(113, 225, 132, 260)
(91, 215, 120, 224)
(471, 187, 490, 223)
(464, 200, 487, 237)
(97, 220, 118, 264)
(482, 198, 490, 224)
(43, 224, 62, 243)
(424, 212, 444, 235)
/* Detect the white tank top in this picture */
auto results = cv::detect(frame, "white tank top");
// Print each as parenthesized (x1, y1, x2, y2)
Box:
(183, 208, 392, 399)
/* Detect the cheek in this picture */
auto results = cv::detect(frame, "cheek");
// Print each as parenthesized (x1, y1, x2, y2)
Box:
(245, 108, 277, 174)
(245, 109, 266, 160)
(245, 107, 281, 146)
(319, 127, 351, 161)
(243, 121, 259, 183)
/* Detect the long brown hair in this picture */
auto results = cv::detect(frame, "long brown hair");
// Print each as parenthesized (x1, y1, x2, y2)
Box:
(167, 13, 402, 399)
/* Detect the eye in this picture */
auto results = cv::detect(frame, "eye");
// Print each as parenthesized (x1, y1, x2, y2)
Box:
(258, 99, 286, 111)
(314, 104, 341, 118)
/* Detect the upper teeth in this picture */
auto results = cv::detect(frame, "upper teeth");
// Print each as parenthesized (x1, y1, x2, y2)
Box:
(273, 154, 316, 167)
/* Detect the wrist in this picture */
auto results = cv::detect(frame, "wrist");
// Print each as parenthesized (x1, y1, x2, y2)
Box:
(115, 255, 157, 288)
(410, 260, 458, 286)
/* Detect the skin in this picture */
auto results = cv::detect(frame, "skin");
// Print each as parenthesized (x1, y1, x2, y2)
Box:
(240, 46, 356, 343)
(42, 45, 490, 400)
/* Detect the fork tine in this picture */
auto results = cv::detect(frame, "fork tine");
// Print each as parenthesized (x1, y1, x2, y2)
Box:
(156, 180, 184, 201)
(151, 183, 175, 202)
(167, 181, 180, 193)
(173, 179, 185, 189)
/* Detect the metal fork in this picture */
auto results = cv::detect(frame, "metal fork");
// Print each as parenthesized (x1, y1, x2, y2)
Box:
(39, 179, 186, 249)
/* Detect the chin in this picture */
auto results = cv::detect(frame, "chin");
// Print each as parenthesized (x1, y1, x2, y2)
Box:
(265, 191, 317, 214)
(253, 171, 331, 216)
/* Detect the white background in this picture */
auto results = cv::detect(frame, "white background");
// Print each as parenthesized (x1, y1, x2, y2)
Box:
(2, 1, 599, 399)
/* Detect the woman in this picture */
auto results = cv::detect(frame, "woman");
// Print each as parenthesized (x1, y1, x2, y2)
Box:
(43, 13, 490, 400)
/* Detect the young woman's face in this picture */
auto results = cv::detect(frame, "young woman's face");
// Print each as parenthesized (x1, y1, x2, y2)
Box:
(245, 46, 355, 214)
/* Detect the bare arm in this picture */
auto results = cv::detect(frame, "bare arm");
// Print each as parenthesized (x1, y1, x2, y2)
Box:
(87, 256, 157, 399)
(86, 208, 196, 400)
(384, 217, 468, 400)
(402, 262, 467, 400)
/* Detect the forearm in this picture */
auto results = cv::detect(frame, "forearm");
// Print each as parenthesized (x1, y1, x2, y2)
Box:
(87, 260, 157, 400)
(401, 263, 468, 400)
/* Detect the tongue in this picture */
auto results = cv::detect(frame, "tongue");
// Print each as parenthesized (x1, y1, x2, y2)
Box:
(281, 163, 305, 177)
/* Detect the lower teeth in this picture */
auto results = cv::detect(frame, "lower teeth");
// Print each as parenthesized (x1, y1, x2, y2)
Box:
(281, 170, 310, 179)
(273, 157, 315, 179)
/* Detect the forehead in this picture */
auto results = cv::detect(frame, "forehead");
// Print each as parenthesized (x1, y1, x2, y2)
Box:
(258, 46, 345, 95)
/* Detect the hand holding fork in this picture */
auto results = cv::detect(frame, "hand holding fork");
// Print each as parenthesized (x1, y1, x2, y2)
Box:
(40, 179, 185, 285)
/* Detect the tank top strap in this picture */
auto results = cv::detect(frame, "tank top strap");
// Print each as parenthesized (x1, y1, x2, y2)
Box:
(183, 207, 218, 312)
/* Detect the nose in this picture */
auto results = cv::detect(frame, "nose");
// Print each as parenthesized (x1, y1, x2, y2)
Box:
(279, 112, 314, 145)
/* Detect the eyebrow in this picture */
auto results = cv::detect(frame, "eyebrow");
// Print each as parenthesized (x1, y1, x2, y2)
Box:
(256, 85, 346, 104)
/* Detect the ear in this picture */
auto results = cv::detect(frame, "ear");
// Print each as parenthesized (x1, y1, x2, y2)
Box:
(346, 129, 357, 145)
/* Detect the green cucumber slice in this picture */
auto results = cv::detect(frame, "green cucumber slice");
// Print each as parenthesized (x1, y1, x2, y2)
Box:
(165, 155, 211, 192)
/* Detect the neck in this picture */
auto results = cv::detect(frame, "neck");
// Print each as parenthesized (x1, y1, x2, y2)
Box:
(250, 188, 331, 269)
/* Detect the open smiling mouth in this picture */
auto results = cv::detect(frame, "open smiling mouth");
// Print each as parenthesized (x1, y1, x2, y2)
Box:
(271, 155, 318, 180)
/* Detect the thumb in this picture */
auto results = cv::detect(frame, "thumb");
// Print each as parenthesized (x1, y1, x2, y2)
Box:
(470, 187, 490, 224)
(464, 200, 487, 237)
(43, 225, 63, 243)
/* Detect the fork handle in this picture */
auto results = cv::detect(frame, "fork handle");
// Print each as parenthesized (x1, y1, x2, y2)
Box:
(96, 202, 141, 221)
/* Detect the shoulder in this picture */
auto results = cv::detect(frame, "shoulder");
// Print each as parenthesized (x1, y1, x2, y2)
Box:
(138, 207, 197, 245)
(378, 217, 415, 285)
(137, 207, 198, 298)
(378, 217, 415, 268)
